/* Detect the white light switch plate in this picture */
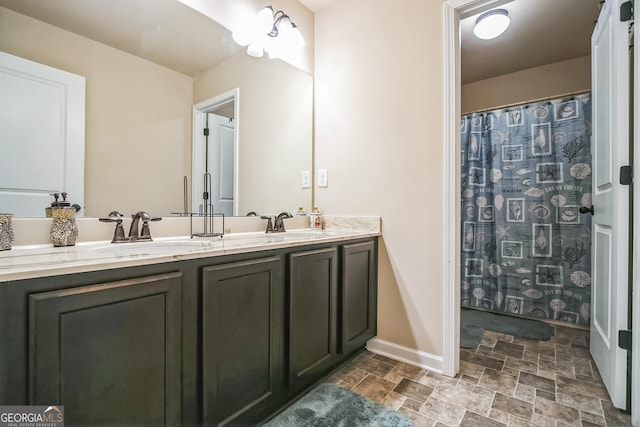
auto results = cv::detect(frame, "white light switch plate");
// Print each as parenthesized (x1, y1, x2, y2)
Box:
(318, 169, 328, 187)
(301, 170, 311, 188)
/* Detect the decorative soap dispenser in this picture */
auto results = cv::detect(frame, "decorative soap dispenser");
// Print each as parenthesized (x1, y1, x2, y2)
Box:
(0, 213, 15, 251)
(50, 192, 78, 247)
(309, 205, 322, 229)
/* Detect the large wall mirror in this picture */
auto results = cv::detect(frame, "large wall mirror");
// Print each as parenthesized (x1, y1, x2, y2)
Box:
(0, 0, 312, 218)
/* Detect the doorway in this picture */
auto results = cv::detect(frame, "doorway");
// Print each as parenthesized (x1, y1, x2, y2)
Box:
(457, 0, 597, 331)
(192, 88, 240, 217)
(443, 0, 638, 421)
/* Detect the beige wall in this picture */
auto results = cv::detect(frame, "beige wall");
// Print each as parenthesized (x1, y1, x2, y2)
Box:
(315, 0, 445, 355)
(462, 55, 591, 113)
(0, 7, 193, 218)
(193, 53, 313, 216)
(315, 1, 593, 362)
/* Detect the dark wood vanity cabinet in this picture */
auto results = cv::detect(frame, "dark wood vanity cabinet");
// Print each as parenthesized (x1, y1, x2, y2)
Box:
(0, 237, 377, 426)
(28, 272, 183, 426)
(288, 247, 338, 392)
(341, 241, 377, 356)
(286, 241, 378, 396)
(201, 256, 284, 426)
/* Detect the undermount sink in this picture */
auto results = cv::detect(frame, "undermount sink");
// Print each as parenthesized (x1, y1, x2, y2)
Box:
(85, 231, 334, 256)
(280, 230, 328, 236)
(221, 230, 329, 240)
(90, 239, 217, 256)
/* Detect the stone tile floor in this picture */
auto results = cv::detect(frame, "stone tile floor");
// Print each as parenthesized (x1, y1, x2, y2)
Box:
(325, 325, 632, 426)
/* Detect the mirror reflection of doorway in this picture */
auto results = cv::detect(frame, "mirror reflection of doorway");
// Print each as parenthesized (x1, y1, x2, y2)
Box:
(0, 51, 85, 217)
(192, 89, 239, 217)
(205, 112, 235, 217)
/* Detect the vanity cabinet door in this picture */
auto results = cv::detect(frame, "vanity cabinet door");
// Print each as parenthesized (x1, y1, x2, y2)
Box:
(288, 247, 338, 391)
(29, 272, 183, 426)
(341, 240, 377, 356)
(202, 256, 283, 426)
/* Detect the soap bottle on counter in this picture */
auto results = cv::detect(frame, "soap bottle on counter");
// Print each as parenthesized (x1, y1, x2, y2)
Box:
(309, 205, 322, 229)
(0, 213, 15, 251)
(50, 192, 78, 247)
(295, 203, 306, 216)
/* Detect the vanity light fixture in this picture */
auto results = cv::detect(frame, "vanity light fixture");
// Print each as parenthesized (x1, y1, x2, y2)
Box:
(473, 8, 510, 40)
(232, 6, 305, 59)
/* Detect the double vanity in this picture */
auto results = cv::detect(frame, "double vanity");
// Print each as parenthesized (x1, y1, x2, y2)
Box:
(0, 216, 380, 426)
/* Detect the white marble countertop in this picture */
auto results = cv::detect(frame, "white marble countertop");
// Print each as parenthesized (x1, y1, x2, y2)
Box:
(0, 228, 380, 282)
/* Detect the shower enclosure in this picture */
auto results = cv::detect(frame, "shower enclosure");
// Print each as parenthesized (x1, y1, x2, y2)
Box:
(460, 93, 592, 326)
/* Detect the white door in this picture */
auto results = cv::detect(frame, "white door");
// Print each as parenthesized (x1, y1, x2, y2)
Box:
(590, 0, 630, 410)
(207, 113, 235, 217)
(634, 0, 640, 421)
(0, 52, 85, 217)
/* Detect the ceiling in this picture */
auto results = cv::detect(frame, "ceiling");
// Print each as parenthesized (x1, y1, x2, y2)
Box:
(298, 0, 342, 13)
(302, 0, 601, 84)
(461, 0, 601, 83)
(0, 0, 243, 77)
(1, 0, 602, 83)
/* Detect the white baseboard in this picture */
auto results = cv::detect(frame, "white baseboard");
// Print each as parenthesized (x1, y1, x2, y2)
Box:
(366, 338, 445, 375)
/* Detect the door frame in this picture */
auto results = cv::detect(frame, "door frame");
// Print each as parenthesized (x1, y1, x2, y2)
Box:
(442, 0, 512, 379)
(192, 88, 240, 216)
(632, 5, 639, 423)
(442, 1, 640, 421)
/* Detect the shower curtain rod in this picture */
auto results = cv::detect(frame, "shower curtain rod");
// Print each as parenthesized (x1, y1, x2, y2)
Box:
(462, 89, 592, 116)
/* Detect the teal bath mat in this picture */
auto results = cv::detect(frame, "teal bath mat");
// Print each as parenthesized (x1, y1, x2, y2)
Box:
(263, 383, 413, 427)
(461, 308, 554, 349)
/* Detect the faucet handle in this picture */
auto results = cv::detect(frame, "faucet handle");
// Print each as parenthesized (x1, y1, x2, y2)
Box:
(99, 211, 127, 243)
(140, 216, 162, 239)
(260, 215, 275, 233)
(99, 210, 124, 225)
(99, 211, 123, 221)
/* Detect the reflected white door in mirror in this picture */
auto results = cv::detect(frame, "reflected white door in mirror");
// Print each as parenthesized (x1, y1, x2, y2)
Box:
(0, 51, 85, 217)
(192, 89, 239, 217)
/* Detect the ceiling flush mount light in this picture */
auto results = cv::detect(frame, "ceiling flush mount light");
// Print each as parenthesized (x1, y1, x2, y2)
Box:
(473, 9, 510, 40)
(232, 6, 305, 59)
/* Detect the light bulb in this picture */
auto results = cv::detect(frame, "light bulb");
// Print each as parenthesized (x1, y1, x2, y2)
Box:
(291, 23, 305, 48)
(264, 35, 278, 58)
(247, 41, 264, 57)
(278, 16, 294, 44)
(267, 43, 281, 59)
(255, 6, 274, 35)
(232, 27, 251, 47)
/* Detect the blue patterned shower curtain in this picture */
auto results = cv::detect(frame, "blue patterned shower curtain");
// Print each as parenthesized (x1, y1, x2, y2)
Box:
(460, 93, 592, 326)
